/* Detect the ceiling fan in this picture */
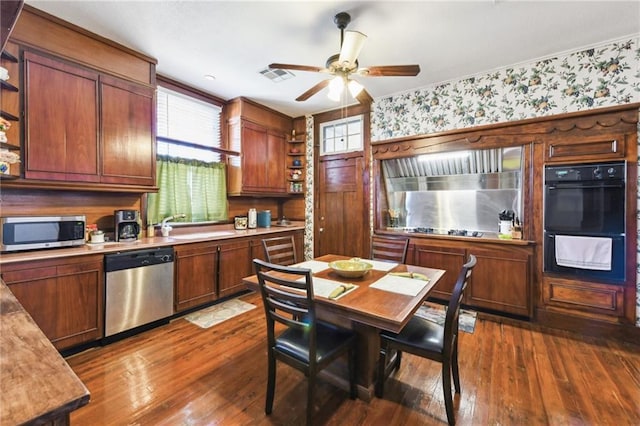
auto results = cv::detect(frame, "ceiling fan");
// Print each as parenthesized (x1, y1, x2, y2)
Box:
(269, 12, 420, 104)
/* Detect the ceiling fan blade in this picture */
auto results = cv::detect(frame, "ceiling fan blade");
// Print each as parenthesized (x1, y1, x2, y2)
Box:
(269, 63, 325, 73)
(355, 87, 373, 105)
(360, 65, 421, 77)
(338, 30, 367, 66)
(296, 79, 331, 101)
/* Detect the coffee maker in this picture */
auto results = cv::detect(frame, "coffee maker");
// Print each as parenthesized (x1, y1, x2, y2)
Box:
(114, 210, 141, 242)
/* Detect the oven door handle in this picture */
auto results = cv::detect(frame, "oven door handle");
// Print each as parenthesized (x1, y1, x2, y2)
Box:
(547, 183, 624, 190)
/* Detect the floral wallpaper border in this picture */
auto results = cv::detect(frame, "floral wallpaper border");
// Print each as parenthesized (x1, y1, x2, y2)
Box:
(305, 36, 640, 326)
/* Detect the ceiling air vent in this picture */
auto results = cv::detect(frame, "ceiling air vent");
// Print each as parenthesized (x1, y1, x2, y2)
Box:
(259, 67, 295, 82)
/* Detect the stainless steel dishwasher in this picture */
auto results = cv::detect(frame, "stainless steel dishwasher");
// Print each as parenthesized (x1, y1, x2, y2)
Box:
(104, 247, 174, 337)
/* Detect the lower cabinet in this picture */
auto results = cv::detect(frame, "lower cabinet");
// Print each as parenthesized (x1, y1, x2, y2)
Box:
(218, 239, 252, 298)
(174, 242, 218, 312)
(542, 276, 625, 318)
(2, 255, 104, 350)
(467, 246, 532, 317)
(409, 238, 533, 317)
(410, 242, 465, 300)
(174, 238, 255, 311)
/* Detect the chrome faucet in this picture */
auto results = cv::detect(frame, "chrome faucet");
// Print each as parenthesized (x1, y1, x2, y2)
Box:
(161, 213, 186, 237)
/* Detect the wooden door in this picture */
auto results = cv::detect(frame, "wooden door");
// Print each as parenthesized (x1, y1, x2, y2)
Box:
(316, 153, 368, 258)
(100, 75, 155, 186)
(24, 51, 99, 182)
(266, 129, 286, 193)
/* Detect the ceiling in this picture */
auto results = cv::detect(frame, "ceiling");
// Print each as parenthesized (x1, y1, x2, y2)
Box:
(24, 1, 640, 118)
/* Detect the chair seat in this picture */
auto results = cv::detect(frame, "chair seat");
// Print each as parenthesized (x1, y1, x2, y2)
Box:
(275, 321, 355, 364)
(380, 315, 445, 354)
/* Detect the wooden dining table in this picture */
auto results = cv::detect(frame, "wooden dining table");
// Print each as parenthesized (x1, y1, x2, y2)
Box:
(242, 254, 446, 400)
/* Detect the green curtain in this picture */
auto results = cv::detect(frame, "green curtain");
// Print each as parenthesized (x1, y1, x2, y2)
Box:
(147, 155, 228, 225)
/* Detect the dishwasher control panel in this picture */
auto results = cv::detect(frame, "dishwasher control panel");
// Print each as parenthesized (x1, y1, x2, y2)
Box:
(104, 247, 174, 272)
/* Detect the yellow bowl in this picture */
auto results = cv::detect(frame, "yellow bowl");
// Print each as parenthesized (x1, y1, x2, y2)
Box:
(329, 259, 373, 278)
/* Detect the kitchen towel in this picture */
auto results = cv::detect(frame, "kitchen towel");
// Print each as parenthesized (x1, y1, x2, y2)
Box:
(555, 235, 612, 270)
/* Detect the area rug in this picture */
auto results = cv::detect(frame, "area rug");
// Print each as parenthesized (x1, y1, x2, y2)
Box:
(414, 303, 477, 334)
(184, 298, 256, 329)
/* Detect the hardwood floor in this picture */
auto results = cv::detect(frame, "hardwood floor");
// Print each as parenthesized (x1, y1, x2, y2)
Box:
(66, 292, 640, 425)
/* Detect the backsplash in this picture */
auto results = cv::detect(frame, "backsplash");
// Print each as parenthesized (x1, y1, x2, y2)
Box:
(370, 36, 640, 326)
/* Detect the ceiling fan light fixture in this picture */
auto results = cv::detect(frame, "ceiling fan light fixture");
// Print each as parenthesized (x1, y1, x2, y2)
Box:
(348, 79, 364, 97)
(338, 30, 367, 67)
(327, 76, 345, 101)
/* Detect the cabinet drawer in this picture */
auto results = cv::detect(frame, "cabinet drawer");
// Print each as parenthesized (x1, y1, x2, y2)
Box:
(543, 278, 624, 315)
(545, 134, 626, 162)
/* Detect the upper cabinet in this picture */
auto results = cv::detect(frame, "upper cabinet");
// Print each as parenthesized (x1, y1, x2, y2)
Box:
(24, 51, 100, 182)
(5, 5, 157, 191)
(100, 75, 155, 186)
(226, 97, 293, 196)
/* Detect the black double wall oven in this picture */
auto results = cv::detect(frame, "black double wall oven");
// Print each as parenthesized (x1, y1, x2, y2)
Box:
(543, 161, 626, 283)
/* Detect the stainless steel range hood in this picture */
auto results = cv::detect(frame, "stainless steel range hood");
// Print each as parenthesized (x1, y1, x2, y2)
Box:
(381, 147, 523, 233)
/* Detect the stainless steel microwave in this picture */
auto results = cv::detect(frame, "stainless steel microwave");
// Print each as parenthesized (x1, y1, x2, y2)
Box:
(0, 215, 86, 252)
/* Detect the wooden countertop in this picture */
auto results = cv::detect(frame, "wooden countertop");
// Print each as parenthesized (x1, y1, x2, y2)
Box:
(0, 280, 90, 424)
(0, 222, 305, 265)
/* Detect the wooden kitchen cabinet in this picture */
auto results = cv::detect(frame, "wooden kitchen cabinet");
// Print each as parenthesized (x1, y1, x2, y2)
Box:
(466, 245, 532, 317)
(228, 119, 286, 195)
(22, 49, 155, 188)
(174, 242, 218, 312)
(409, 240, 466, 300)
(226, 97, 292, 196)
(542, 276, 625, 318)
(100, 74, 155, 186)
(24, 50, 100, 182)
(2, 255, 104, 350)
(409, 237, 533, 317)
(544, 133, 627, 163)
(218, 239, 252, 298)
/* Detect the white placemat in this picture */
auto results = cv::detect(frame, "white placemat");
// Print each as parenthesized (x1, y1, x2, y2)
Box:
(292, 260, 329, 274)
(366, 259, 399, 271)
(292, 276, 358, 300)
(369, 274, 429, 297)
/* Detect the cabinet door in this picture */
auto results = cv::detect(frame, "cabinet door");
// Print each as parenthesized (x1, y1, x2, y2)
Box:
(410, 241, 466, 301)
(241, 121, 267, 191)
(240, 121, 286, 194)
(266, 130, 286, 193)
(467, 247, 531, 317)
(174, 243, 218, 312)
(24, 51, 99, 182)
(100, 75, 155, 186)
(218, 239, 251, 298)
(4, 258, 104, 350)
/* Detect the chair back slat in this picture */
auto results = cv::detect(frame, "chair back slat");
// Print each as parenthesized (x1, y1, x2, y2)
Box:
(254, 259, 315, 335)
(262, 236, 297, 265)
(371, 236, 409, 264)
(443, 254, 476, 348)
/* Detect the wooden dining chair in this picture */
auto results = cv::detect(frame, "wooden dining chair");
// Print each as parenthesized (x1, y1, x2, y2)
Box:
(371, 236, 409, 264)
(253, 259, 357, 425)
(262, 236, 297, 266)
(376, 254, 477, 425)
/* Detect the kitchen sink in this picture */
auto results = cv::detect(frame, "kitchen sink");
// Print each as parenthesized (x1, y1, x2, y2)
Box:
(170, 231, 236, 240)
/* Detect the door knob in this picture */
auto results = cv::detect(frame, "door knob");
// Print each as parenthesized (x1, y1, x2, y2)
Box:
(319, 228, 324, 232)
